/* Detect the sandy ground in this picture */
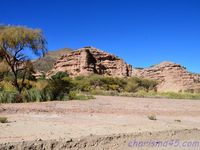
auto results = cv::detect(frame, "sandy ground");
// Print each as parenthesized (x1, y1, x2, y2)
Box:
(0, 96, 200, 149)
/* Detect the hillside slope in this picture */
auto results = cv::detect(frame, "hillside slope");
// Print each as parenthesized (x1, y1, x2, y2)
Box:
(32, 48, 72, 73)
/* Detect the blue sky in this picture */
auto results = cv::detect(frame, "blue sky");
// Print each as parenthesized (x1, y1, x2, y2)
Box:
(0, 0, 200, 73)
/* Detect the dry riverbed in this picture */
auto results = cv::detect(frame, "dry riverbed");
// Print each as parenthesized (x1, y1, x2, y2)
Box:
(0, 96, 200, 150)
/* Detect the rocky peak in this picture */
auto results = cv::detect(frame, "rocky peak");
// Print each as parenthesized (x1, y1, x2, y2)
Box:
(47, 47, 132, 77)
(133, 61, 200, 92)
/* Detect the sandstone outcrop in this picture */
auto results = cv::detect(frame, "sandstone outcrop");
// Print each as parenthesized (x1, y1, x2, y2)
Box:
(132, 62, 200, 92)
(47, 47, 132, 77)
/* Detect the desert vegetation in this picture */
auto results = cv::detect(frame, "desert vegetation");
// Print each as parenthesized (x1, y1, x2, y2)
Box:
(1, 25, 200, 103)
(0, 69, 156, 102)
(0, 117, 8, 123)
(147, 115, 157, 121)
(1, 69, 200, 103)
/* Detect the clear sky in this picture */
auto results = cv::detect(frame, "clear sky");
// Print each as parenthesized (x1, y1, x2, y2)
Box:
(0, 0, 200, 73)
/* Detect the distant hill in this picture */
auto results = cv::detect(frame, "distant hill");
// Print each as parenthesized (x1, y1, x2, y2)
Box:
(33, 48, 72, 73)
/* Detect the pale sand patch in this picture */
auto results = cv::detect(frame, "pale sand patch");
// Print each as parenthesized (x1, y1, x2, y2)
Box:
(0, 96, 200, 149)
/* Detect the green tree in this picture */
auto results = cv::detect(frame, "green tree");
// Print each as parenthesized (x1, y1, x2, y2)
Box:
(0, 25, 47, 95)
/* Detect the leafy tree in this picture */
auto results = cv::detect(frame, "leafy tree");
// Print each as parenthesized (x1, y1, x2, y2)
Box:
(0, 25, 47, 95)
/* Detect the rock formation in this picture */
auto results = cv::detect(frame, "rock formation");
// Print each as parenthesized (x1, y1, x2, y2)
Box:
(47, 47, 132, 77)
(132, 62, 200, 92)
(45, 47, 200, 93)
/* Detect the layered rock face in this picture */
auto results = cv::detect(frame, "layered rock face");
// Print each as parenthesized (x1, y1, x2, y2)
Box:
(47, 47, 132, 77)
(132, 62, 200, 92)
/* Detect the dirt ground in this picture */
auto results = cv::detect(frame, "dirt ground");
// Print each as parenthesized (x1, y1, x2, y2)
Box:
(0, 96, 200, 150)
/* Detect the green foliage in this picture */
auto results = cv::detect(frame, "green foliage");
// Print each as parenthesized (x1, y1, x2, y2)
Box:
(0, 91, 18, 103)
(0, 81, 16, 92)
(0, 25, 47, 94)
(75, 74, 127, 92)
(98, 76, 127, 91)
(140, 79, 158, 92)
(72, 76, 91, 92)
(23, 88, 53, 102)
(1, 70, 199, 103)
(47, 72, 73, 100)
(125, 77, 140, 92)
(0, 26, 47, 54)
(51, 72, 69, 80)
(125, 77, 157, 93)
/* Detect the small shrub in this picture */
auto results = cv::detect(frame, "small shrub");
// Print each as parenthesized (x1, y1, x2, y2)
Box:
(148, 115, 157, 121)
(125, 77, 140, 93)
(47, 73, 73, 100)
(51, 71, 69, 80)
(0, 117, 8, 123)
(34, 80, 49, 90)
(0, 91, 18, 103)
(174, 119, 181, 122)
(72, 77, 91, 92)
(68, 91, 77, 100)
(0, 81, 16, 92)
(140, 79, 158, 92)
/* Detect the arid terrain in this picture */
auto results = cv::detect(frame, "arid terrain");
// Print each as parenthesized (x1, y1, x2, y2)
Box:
(1, 96, 200, 150)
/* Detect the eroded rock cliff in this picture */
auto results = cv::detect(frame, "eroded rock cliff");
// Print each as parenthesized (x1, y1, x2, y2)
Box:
(132, 62, 200, 92)
(47, 47, 132, 77)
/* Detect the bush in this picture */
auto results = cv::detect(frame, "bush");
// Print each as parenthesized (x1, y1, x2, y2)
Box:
(0, 91, 18, 103)
(47, 72, 73, 100)
(125, 77, 157, 93)
(51, 72, 69, 80)
(140, 79, 158, 92)
(148, 115, 157, 121)
(1, 72, 199, 103)
(125, 78, 140, 93)
(23, 88, 53, 102)
(72, 76, 91, 92)
(34, 80, 49, 90)
(0, 81, 16, 92)
(87, 75, 127, 92)
(0, 117, 8, 123)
